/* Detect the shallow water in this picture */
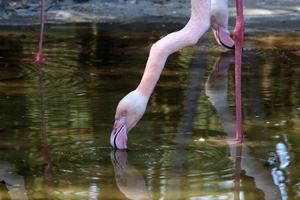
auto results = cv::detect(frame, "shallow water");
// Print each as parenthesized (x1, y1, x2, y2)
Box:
(0, 23, 299, 200)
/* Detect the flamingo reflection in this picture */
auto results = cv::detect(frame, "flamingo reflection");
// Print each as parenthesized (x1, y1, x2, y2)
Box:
(110, 150, 152, 200)
(205, 52, 284, 199)
(0, 64, 53, 200)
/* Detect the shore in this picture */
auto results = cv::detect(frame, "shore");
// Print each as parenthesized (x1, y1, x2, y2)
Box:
(0, 0, 299, 32)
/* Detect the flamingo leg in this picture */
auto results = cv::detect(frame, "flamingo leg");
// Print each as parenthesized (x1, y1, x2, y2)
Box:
(233, 0, 245, 142)
(35, 0, 46, 63)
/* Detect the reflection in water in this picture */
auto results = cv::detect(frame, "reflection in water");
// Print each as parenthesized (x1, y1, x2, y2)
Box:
(234, 144, 242, 200)
(205, 52, 235, 139)
(0, 65, 55, 200)
(271, 140, 291, 200)
(0, 23, 299, 199)
(166, 51, 208, 200)
(0, 35, 23, 58)
(205, 52, 286, 200)
(37, 65, 53, 178)
(110, 150, 152, 200)
(0, 163, 28, 200)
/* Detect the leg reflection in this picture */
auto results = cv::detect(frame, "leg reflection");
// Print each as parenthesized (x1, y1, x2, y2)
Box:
(37, 65, 53, 178)
(110, 150, 152, 200)
(205, 53, 281, 199)
(205, 52, 235, 139)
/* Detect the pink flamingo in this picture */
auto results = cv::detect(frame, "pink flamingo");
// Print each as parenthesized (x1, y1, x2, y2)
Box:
(110, 0, 245, 149)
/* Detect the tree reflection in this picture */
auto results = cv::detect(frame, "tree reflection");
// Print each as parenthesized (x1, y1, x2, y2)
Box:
(165, 50, 208, 199)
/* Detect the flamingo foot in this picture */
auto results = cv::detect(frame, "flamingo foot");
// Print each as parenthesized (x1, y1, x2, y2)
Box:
(228, 137, 243, 145)
(22, 51, 49, 64)
(110, 116, 128, 150)
(35, 51, 45, 63)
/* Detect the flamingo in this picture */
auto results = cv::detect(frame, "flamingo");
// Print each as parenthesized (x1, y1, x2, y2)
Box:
(110, 0, 245, 150)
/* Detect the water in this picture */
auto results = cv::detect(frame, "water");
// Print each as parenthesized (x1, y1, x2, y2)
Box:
(0, 22, 299, 200)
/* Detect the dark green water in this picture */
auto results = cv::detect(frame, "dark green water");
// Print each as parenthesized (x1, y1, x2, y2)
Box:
(0, 23, 299, 200)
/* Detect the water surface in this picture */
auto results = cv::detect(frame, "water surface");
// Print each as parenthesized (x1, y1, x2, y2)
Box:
(0, 23, 299, 199)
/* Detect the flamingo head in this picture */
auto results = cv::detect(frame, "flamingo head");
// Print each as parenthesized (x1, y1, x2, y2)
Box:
(110, 90, 148, 150)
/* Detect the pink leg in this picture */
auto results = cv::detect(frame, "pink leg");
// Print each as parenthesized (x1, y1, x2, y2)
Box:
(35, 0, 46, 63)
(233, 0, 245, 142)
(23, 0, 47, 64)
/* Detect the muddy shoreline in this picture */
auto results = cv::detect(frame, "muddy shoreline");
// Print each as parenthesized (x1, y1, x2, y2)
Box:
(0, 0, 299, 33)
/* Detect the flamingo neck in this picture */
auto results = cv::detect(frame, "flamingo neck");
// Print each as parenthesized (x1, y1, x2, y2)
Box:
(136, 51, 168, 99)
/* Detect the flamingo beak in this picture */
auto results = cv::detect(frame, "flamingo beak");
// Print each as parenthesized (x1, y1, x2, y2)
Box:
(110, 116, 128, 150)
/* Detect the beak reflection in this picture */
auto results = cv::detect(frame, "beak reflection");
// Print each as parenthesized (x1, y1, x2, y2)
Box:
(110, 150, 152, 200)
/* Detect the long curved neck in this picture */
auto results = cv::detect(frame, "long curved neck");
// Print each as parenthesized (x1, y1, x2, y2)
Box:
(136, 48, 168, 99)
(136, 0, 211, 99)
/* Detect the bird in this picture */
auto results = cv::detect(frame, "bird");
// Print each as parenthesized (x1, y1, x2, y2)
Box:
(110, 0, 245, 150)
